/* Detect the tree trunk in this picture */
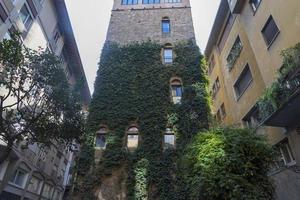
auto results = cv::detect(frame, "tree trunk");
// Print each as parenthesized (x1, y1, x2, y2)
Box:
(0, 140, 13, 165)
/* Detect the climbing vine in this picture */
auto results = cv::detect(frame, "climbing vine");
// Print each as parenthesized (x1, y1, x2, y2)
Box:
(73, 40, 210, 199)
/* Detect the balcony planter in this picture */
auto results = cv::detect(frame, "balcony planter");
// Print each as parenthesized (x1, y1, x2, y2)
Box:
(258, 43, 300, 127)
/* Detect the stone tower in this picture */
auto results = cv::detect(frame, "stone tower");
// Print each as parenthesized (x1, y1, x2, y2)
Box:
(106, 0, 195, 44)
(75, 1, 210, 200)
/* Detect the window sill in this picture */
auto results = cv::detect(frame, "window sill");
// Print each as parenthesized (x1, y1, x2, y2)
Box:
(235, 79, 253, 101)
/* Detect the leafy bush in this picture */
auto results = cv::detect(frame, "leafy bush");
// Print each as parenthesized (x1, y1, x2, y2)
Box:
(183, 127, 275, 200)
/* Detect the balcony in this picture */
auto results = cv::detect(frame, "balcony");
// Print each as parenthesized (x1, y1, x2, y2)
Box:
(258, 43, 300, 128)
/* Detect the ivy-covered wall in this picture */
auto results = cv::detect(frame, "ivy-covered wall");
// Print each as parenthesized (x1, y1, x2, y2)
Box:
(74, 40, 211, 200)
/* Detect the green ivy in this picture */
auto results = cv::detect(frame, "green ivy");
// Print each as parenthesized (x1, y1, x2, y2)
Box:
(74, 40, 211, 199)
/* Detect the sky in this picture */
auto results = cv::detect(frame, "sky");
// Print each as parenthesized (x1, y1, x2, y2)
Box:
(65, 0, 220, 94)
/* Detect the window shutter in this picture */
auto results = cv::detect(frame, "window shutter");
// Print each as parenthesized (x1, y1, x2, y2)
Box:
(0, 3, 8, 22)
(26, 0, 38, 18)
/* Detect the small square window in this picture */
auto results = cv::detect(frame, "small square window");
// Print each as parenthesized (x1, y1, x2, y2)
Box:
(262, 16, 280, 47)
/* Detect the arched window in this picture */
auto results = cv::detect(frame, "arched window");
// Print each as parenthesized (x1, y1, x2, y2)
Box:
(127, 126, 139, 151)
(171, 79, 183, 104)
(164, 128, 175, 149)
(163, 43, 173, 64)
(162, 17, 170, 34)
(95, 126, 107, 149)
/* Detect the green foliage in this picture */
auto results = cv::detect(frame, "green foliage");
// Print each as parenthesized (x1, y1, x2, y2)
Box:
(75, 40, 211, 199)
(0, 33, 85, 163)
(258, 42, 300, 121)
(184, 127, 275, 200)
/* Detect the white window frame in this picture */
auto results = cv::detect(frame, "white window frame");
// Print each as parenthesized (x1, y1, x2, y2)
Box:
(19, 3, 33, 30)
(9, 168, 29, 188)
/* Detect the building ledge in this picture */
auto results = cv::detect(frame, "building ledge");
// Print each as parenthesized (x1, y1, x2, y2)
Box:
(263, 88, 300, 128)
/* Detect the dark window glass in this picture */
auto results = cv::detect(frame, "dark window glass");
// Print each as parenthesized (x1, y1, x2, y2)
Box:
(162, 19, 170, 33)
(250, 0, 261, 12)
(212, 77, 220, 98)
(262, 16, 280, 47)
(0, 3, 8, 23)
(234, 64, 253, 98)
(220, 103, 226, 118)
(122, 0, 138, 5)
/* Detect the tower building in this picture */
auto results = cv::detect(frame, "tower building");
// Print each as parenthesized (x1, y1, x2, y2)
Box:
(75, 0, 210, 199)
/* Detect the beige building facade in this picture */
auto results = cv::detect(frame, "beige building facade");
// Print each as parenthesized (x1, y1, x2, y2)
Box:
(0, 0, 90, 199)
(205, 0, 300, 199)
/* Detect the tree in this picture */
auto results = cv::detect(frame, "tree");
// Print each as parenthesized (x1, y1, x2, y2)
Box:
(0, 34, 85, 164)
(183, 127, 275, 200)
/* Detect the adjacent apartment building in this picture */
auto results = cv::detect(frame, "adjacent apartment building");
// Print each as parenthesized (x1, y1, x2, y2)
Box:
(205, 0, 300, 199)
(0, 0, 91, 199)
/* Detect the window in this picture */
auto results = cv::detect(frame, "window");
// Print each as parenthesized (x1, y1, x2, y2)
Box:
(215, 110, 222, 122)
(274, 139, 296, 168)
(42, 183, 54, 199)
(243, 106, 261, 128)
(95, 127, 107, 149)
(163, 45, 173, 64)
(262, 16, 280, 47)
(234, 64, 253, 99)
(227, 36, 243, 70)
(19, 4, 33, 29)
(143, 0, 160, 4)
(10, 168, 28, 188)
(164, 0, 181, 3)
(164, 128, 175, 149)
(53, 29, 60, 44)
(27, 176, 42, 194)
(212, 77, 220, 98)
(171, 79, 183, 104)
(0, 161, 8, 180)
(208, 55, 215, 74)
(122, 0, 138, 5)
(217, 13, 234, 51)
(0, 3, 8, 24)
(220, 103, 226, 119)
(53, 190, 62, 200)
(250, 0, 261, 12)
(127, 126, 139, 151)
(162, 17, 170, 34)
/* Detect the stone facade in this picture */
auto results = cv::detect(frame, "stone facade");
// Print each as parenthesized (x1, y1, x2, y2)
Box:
(106, 0, 195, 44)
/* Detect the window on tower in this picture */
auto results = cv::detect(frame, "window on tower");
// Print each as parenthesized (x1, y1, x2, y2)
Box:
(143, 0, 160, 4)
(95, 126, 108, 149)
(122, 0, 138, 5)
(127, 126, 139, 151)
(164, 0, 181, 3)
(171, 79, 183, 104)
(163, 44, 173, 64)
(162, 17, 170, 34)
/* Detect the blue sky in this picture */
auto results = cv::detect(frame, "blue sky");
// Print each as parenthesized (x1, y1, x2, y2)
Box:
(65, 0, 220, 93)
